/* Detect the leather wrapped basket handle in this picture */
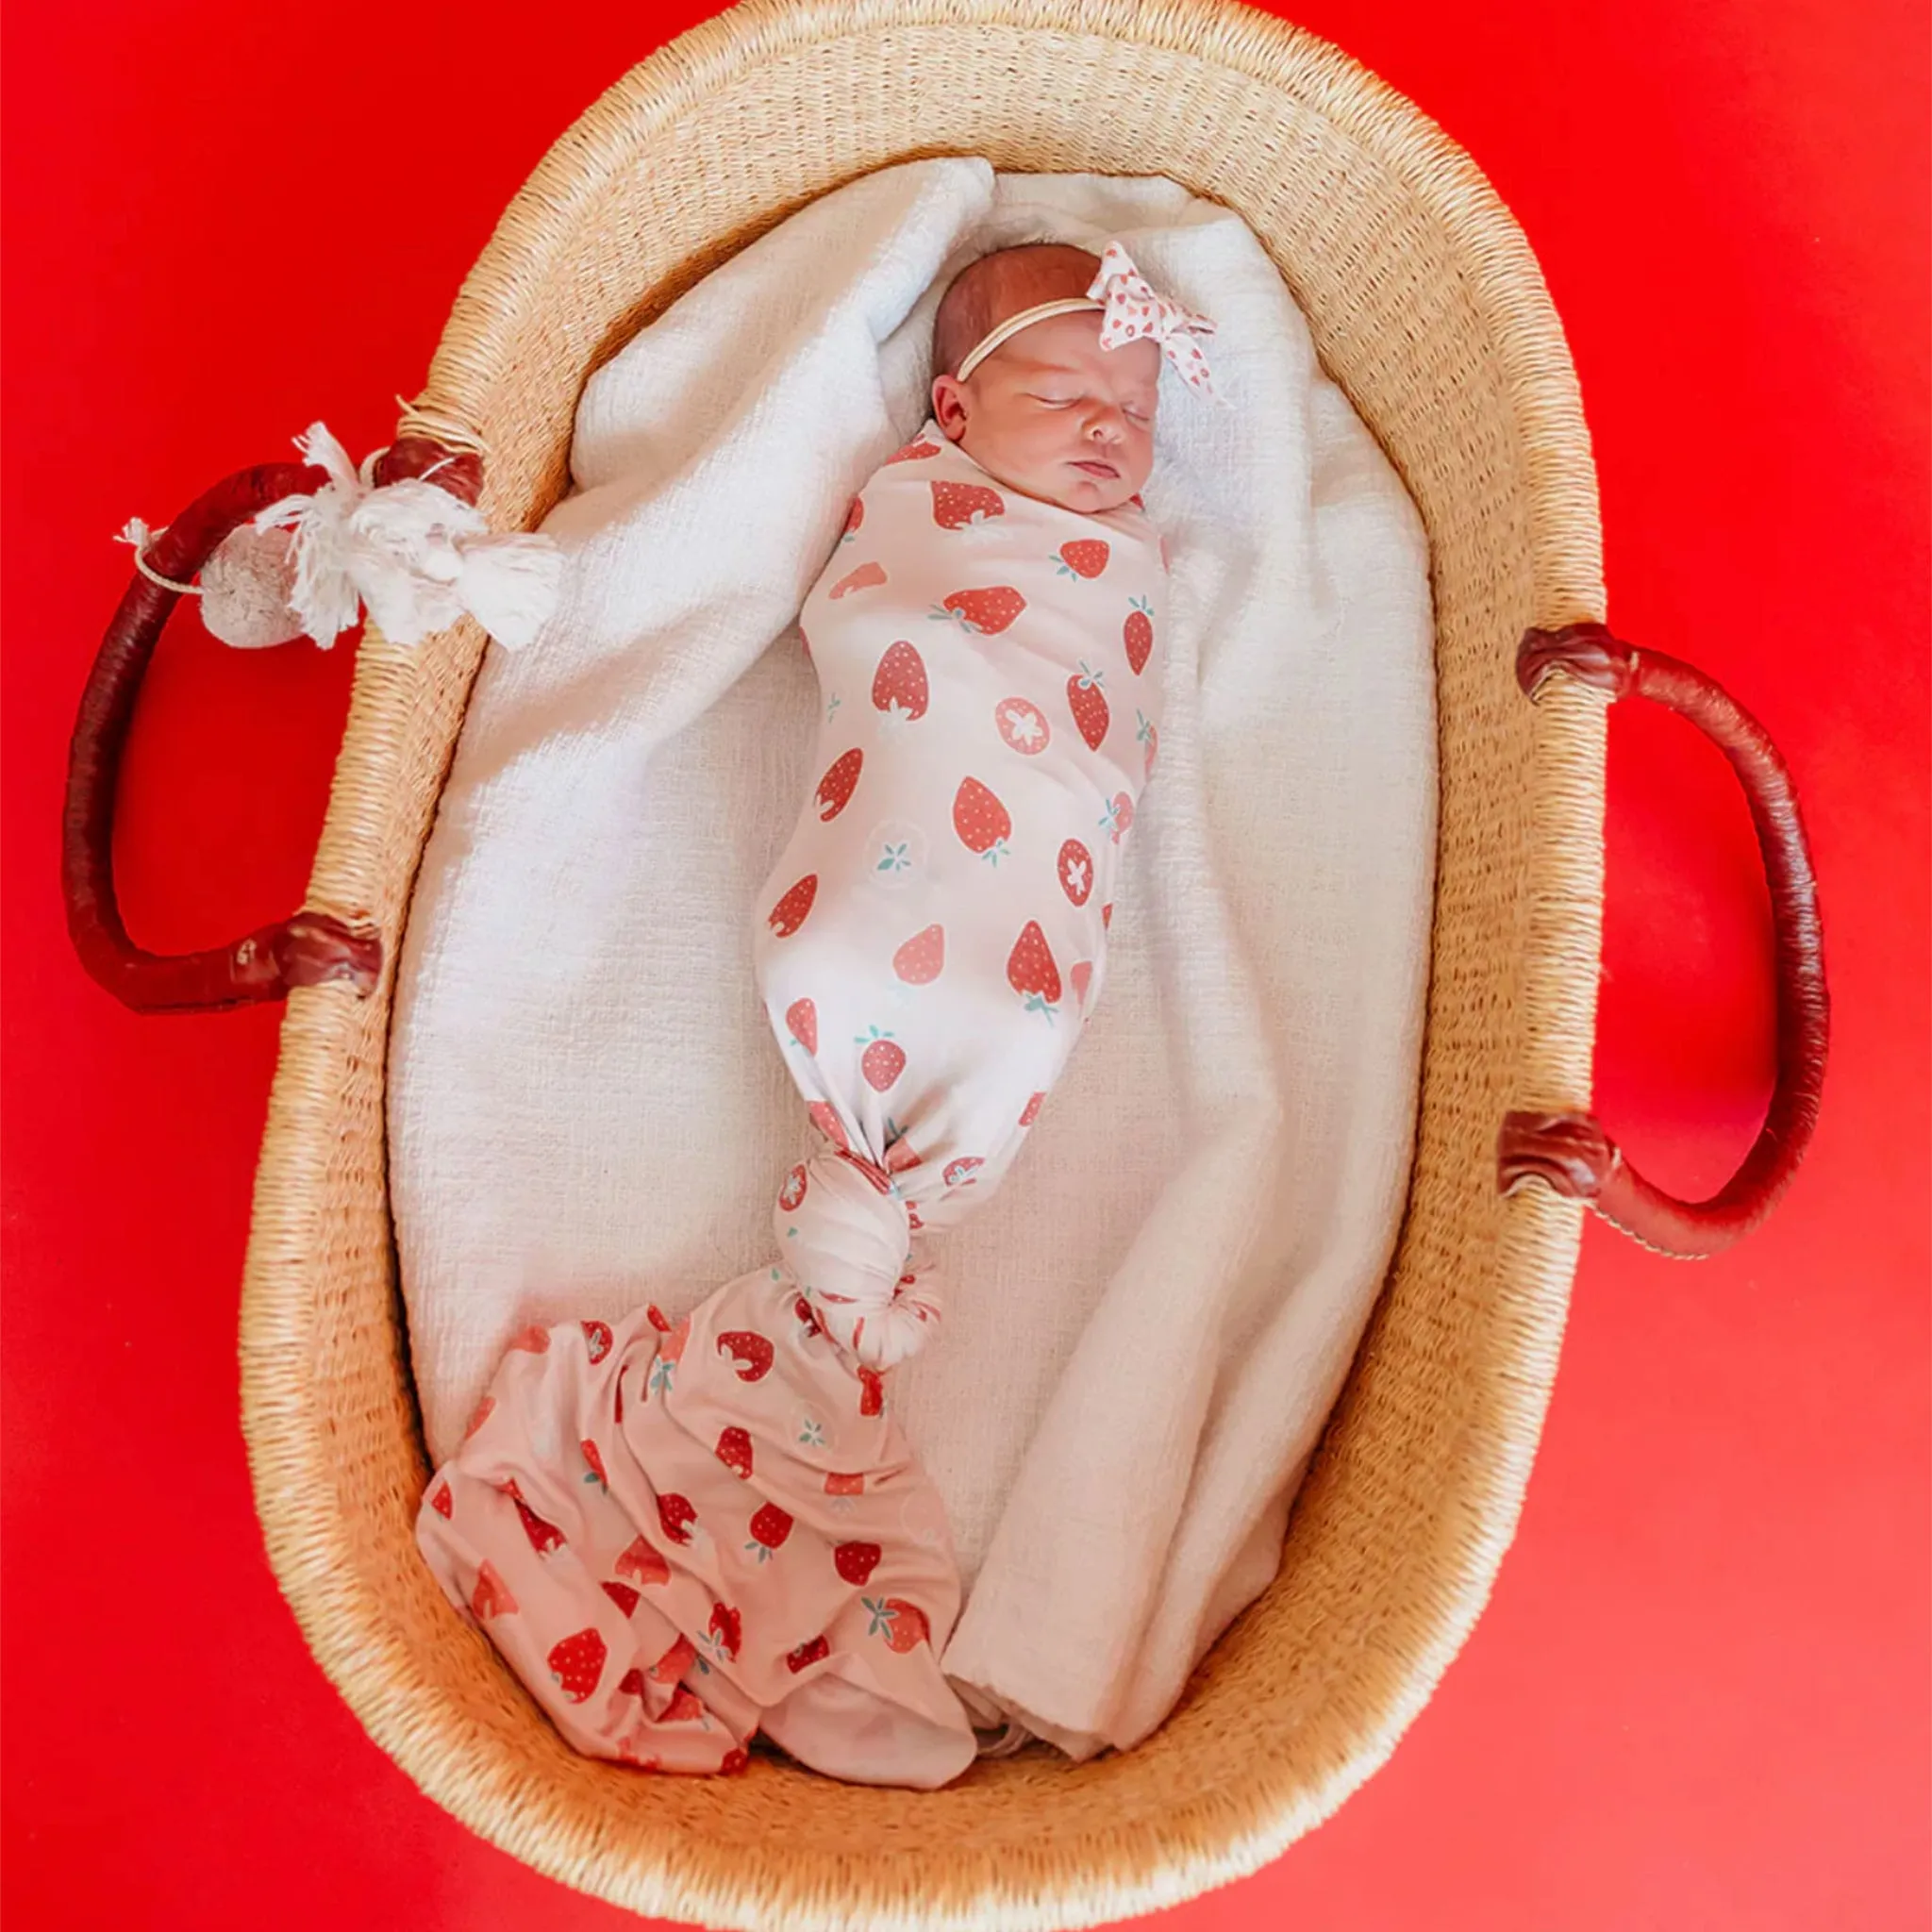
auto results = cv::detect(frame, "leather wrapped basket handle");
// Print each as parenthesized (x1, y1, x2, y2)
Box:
(62, 437, 483, 1013)
(1499, 622, 1829, 1258)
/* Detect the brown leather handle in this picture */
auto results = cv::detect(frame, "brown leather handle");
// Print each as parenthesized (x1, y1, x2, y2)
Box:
(1497, 622, 1828, 1257)
(62, 437, 481, 1013)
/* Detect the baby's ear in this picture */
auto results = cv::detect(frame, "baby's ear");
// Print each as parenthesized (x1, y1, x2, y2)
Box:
(930, 374, 967, 440)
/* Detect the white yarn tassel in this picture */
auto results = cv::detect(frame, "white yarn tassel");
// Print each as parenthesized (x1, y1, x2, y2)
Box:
(248, 422, 559, 652)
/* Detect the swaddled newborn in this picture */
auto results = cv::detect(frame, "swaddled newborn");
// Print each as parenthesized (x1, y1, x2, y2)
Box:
(755, 242, 1175, 1368)
(414, 239, 1217, 1791)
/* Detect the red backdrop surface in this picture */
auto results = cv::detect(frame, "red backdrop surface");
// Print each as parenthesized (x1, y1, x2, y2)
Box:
(3, 2, 1926, 1926)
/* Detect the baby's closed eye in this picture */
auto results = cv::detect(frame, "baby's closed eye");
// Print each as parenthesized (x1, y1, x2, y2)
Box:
(1033, 393, 1151, 421)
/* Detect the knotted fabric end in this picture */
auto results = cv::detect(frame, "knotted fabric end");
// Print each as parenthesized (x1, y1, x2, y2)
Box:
(774, 1150, 941, 1369)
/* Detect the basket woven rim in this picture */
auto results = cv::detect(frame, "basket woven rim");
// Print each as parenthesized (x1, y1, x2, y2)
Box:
(241, 1, 1607, 1924)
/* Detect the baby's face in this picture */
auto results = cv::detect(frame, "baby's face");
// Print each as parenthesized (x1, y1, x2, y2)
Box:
(930, 314, 1161, 514)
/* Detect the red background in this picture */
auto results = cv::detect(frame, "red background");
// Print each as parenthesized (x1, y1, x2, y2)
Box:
(4, 1, 1926, 1925)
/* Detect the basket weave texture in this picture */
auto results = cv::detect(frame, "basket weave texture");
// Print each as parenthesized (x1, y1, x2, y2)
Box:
(240, 2, 1607, 1924)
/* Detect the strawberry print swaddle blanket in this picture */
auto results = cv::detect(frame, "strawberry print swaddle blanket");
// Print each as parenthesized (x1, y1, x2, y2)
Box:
(414, 418, 1166, 1786)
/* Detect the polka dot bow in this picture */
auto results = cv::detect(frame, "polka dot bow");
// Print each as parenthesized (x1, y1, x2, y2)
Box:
(1086, 242, 1223, 402)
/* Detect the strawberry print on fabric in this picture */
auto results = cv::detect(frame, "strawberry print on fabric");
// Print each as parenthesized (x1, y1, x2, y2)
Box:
(1067, 661, 1109, 750)
(1124, 595, 1156, 675)
(929, 586, 1025, 635)
(417, 416, 1166, 1791)
(867, 1596, 932, 1652)
(614, 1536, 670, 1589)
(548, 1628, 608, 1704)
(815, 749, 863, 822)
(514, 1492, 566, 1556)
(761, 412, 1162, 1245)
(858, 1028, 906, 1091)
(994, 696, 1050, 756)
(932, 481, 1005, 529)
(657, 1493, 696, 1545)
(786, 999, 818, 1054)
(1008, 922, 1062, 1022)
(953, 778, 1012, 866)
(746, 1504, 793, 1563)
(768, 875, 817, 938)
(716, 1425, 755, 1479)
(1058, 840, 1094, 907)
(470, 1561, 517, 1619)
(892, 924, 944, 984)
(1053, 540, 1108, 579)
(872, 641, 929, 724)
(716, 1331, 774, 1382)
(864, 818, 927, 889)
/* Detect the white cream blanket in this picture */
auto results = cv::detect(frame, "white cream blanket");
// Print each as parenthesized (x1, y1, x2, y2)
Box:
(389, 159, 1437, 1761)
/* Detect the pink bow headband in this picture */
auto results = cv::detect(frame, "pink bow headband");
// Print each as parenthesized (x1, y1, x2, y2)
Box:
(953, 241, 1224, 403)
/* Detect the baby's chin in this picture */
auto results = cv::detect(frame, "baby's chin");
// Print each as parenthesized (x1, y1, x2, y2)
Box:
(1060, 468, 1143, 513)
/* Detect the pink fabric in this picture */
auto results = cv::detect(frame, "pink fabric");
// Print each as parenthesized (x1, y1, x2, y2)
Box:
(1086, 242, 1222, 400)
(415, 418, 1165, 1785)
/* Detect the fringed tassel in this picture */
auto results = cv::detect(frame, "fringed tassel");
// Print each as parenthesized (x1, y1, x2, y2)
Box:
(225, 420, 562, 653)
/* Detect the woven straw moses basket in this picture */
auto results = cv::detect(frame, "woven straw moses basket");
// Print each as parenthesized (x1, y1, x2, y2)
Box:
(64, 0, 1828, 1923)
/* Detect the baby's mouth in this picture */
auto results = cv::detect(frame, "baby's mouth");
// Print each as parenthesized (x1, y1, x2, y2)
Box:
(1071, 458, 1120, 478)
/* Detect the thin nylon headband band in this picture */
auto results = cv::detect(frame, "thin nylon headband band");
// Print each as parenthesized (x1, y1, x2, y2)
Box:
(954, 297, 1105, 383)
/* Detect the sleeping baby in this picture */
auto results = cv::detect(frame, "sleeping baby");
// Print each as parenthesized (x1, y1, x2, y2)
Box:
(415, 238, 1219, 1789)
